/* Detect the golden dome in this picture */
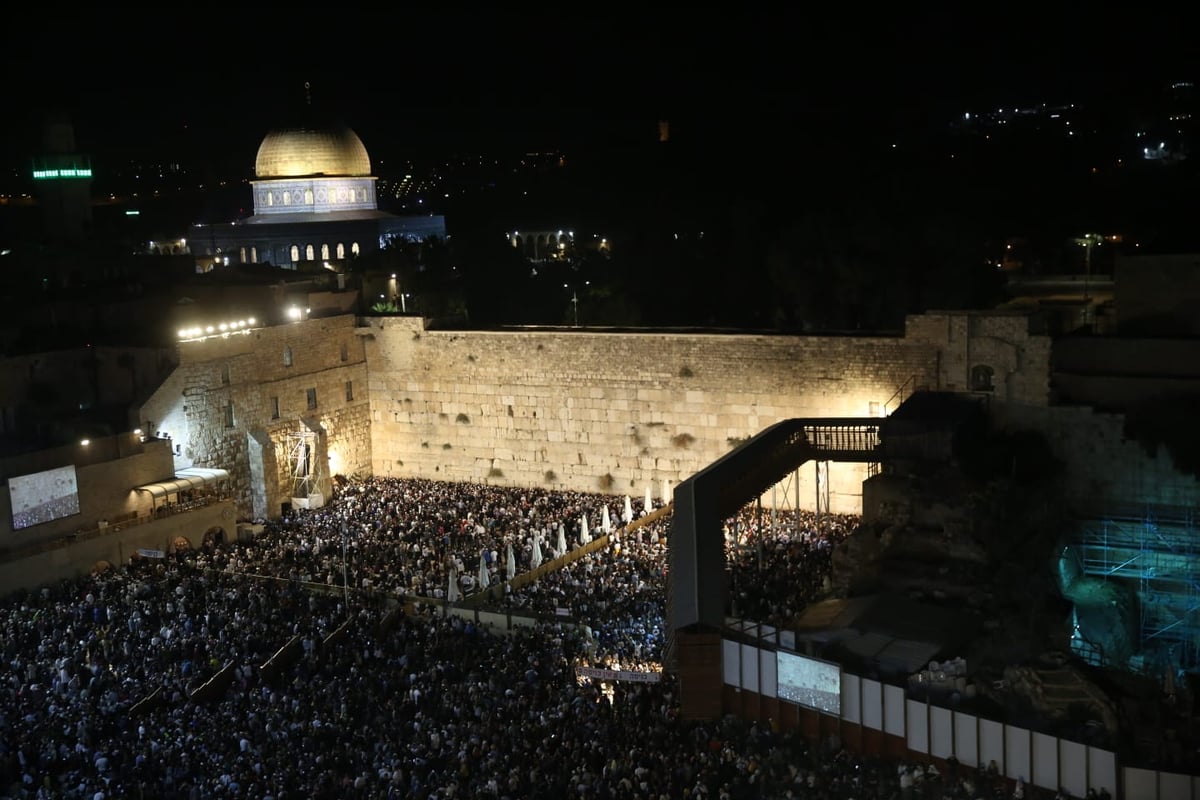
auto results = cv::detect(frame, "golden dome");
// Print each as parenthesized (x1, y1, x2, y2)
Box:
(254, 123, 371, 178)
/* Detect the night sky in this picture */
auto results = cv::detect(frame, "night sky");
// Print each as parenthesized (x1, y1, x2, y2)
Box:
(0, 7, 1189, 171)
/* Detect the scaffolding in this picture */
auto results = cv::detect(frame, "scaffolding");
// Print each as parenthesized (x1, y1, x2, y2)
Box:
(1074, 506, 1200, 672)
(287, 424, 325, 505)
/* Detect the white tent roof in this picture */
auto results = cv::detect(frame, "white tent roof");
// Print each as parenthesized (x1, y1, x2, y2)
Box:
(135, 467, 230, 500)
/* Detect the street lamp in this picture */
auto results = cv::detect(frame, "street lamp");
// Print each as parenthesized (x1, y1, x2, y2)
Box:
(564, 281, 589, 327)
(1073, 233, 1102, 324)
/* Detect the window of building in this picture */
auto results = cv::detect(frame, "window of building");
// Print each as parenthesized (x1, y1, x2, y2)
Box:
(321, 243, 330, 260)
(345, 380, 354, 401)
(267, 192, 274, 207)
(283, 346, 293, 367)
(336, 243, 345, 259)
(290, 245, 300, 262)
(239, 247, 247, 263)
(304, 189, 314, 204)
(270, 396, 280, 420)
(351, 242, 360, 256)
(340, 342, 349, 362)
(283, 191, 291, 206)
(250, 246, 258, 263)
(306, 388, 318, 410)
(970, 364, 995, 392)
(224, 402, 235, 428)
(305, 244, 315, 261)
(220, 364, 231, 385)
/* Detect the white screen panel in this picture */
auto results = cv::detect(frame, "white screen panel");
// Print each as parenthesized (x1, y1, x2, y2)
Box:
(979, 719, 1005, 773)
(741, 644, 759, 693)
(906, 699, 928, 753)
(883, 684, 906, 737)
(760, 647, 777, 698)
(861, 678, 883, 731)
(1123, 768, 1156, 800)
(1059, 739, 1087, 799)
(840, 673, 861, 724)
(723, 639, 740, 686)
(953, 711, 978, 767)
(929, 706, 953, 759)
(1161, 771, 1191, 800)
(1032, 732, 1058, 791)
(1004, 726, 1032, 783)
(1089, 748, 1116, 797)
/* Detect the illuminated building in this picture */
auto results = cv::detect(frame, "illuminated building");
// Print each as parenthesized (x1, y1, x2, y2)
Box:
(189, 111, 445, 271)
(30, 111, 93, 241)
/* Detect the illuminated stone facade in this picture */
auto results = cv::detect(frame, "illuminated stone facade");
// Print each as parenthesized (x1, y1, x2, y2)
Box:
(190, 120, 445, 269)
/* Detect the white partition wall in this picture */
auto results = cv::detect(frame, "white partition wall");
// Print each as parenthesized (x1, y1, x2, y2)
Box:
(760, 647, 777, 698)
(954, 711, 979, 767)
(1005, 726, 1032, 783)
(1032, 732, 1058, 791)
(1090, 748, 1116, 797)
(1125, 768, 1156, 800)
(1160, 771, 1191, 800)
(723, 640, 740, 686)
(741, 645, 759, 693)
(862, 679, 883, 731)
(906, 699, 928, 754)
(980, 719, 1005, 774)
(930, 706, 953, 760)
(883, 684, 906, 737)
(841, 674, 861, 724)
(1059, 740, 1087, 799)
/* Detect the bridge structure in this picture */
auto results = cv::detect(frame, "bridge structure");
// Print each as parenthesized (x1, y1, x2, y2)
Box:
(665, 417, 885, 719)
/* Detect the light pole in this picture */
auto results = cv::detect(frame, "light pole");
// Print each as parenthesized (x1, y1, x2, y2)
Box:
(1073, 233, 1102, 325)
(341, 523, 350, 608)
(564, 281, 589, 327)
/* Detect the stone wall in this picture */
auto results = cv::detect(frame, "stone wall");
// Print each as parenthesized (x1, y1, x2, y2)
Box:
(141, 309, 1186, 523)
(905, 311, 1052, 405)
(991, 403, 1200, 513)
(362, 317, 939, 514)
(139, 316, 373, 520)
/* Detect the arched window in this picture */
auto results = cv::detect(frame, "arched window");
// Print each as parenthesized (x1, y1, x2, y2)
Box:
(250, 246, 257, 263)
(305, 244, 315, 261)
(267, 192, 274, 207)
(283, 191, 291, 206)
(970, 364, 995, 392)
(290, 245, 300, 262)
(304, 188, 314, 204)
(321, 243, 330, 260)
(239, 247, 247, 263)
(336, 243, 345, 259)
(283, 346, 293, 367)
(351, 242, 360, 256)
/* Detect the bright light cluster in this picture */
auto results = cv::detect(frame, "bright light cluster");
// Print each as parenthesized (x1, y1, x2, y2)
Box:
(178, 318, 257, 340)
(32, 168, 93, 180)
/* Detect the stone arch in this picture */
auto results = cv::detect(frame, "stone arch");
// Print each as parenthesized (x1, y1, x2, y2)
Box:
(351, 242, 360, 256)
(304, 188, 314, 205)
(336, 243, 345, 259)
(305, 244, 315, 261)
(250, 246, 258, 263)
(203, 527, 226, 547)
(321, 243, 330, 260)
(970, 364, 995, 392)
(173, 536, 192, 551)
(290, 244, 300, 262)
(92, 560, 114, 574)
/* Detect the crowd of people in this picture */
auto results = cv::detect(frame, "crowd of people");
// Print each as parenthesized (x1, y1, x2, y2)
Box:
(0, 476, 1103, 799)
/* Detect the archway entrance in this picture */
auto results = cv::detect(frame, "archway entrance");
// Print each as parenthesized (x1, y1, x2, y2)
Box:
(92, 560, 113, 574)
(173, 536, 191, 551)
(203, 527, 226, 548)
